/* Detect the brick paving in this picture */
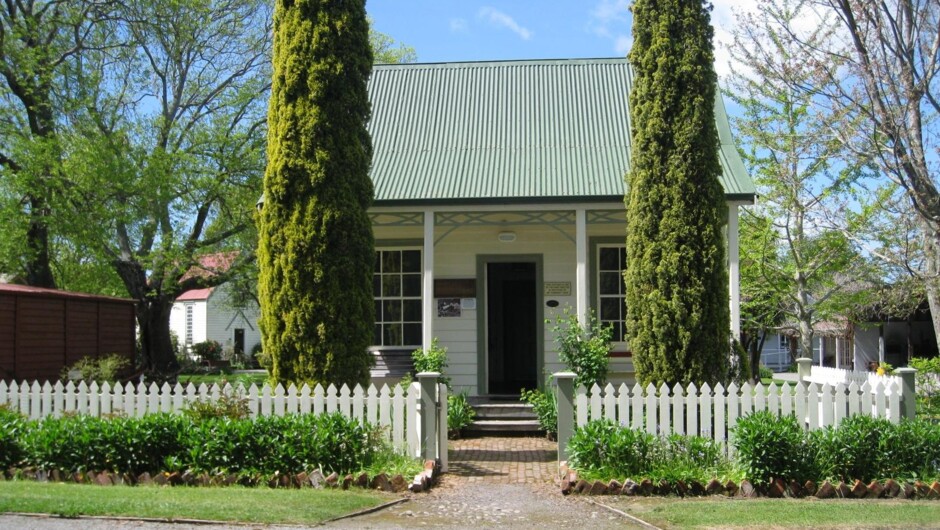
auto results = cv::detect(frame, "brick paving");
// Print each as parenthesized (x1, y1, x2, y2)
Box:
(445, 435, 559, 485)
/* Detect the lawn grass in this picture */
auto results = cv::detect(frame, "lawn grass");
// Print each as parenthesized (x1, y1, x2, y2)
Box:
(0, 481, 390, 524)
(604, 497, 940, 529)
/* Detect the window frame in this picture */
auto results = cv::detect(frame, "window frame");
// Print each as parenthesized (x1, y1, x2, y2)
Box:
(589, 237, 629, 352)
(372, 241, 423, 350)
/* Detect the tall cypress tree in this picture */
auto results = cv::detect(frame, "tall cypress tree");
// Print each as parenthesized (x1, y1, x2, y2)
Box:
(625, 0, 729, 385)
(258, 0, 375, 386)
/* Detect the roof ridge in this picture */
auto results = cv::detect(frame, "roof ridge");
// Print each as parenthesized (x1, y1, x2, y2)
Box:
(373, 57, 629, 69)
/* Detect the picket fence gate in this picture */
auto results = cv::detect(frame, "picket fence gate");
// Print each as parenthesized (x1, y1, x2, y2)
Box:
(553, 368, 917, 461)
(0, 376, 448, 469)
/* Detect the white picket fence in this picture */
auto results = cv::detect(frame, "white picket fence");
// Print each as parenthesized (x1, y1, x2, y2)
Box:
(0, 379, 448, 466)
(572, 380, 902, 454)
(806, 365, 902, 390)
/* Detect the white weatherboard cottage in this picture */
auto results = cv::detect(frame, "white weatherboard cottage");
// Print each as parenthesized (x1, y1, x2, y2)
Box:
(366, 58, 755, 395)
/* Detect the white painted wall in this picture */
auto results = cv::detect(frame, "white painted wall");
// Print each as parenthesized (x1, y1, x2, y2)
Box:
(169, 286, 261, 357)
(375, 211, 636, 395)
(205, 288, 262, 356)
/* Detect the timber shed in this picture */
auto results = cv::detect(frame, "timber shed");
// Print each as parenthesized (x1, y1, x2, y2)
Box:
(0, 284, 136, 382)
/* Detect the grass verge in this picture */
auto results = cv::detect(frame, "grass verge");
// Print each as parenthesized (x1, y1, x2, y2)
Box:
(603, 497, 940, 529)
(0, 481, 390, 524)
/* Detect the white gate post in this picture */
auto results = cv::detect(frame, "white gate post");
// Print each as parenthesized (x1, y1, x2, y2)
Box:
(554, 371, 576, 463)
(417, 372, 440, 462)
(895, 367, 917, 420)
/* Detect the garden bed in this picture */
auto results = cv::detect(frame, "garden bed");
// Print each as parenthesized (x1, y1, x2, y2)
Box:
(560, 461, 940, 500)
(2, 459, 440, 493)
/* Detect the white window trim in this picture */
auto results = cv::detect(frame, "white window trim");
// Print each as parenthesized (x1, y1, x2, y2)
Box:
(372, 246, 423, 350)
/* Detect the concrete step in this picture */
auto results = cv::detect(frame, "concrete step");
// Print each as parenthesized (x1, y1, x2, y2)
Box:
(466, 419, 543, 433)
(472, 402, 537, 420)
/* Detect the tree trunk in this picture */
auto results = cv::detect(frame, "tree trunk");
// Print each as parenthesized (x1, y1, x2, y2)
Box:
(748, 332, 765, 384)
(923, 225, 940, 360)
(24, 195, 56, 288)
(137, 298, 180, 375)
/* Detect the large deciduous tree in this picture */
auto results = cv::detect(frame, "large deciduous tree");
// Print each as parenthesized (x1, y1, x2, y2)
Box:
(727, 0, 872, 364)
(64, 0, 272, 374)
(625, 0, 730, 386)
(258, 0, 375, 386)
(0, 1, 107, 288)
(783, 0, 940, 355)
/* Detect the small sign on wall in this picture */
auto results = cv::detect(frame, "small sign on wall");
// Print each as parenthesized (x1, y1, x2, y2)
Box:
(460, 298, 476, 310)
(544, 281, 571, 296)
(437, 298, 461, 317)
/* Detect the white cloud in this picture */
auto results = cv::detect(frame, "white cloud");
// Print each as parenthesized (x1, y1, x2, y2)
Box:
(450, 18, 468, 34)
(588, 0, 631, 56)
(478, 6, 532, 40)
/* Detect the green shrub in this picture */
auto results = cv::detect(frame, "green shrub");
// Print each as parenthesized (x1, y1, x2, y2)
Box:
(548, 308, 612, 388)
(650, 433, 730, 484)
(17, 410, 376, 477)
(813, 414, 893, 483)
(22, 414, 111, 472)
(100, 414, 189, 475)
(568, 419, 655, 478)
(447, 392, 475, 434)
(758, 364, 774, 380)
(909, 357, 940, 418)
(879, 418, 940, 481)
(520, 387, 557, 436)
(410, 338, 450, 388)
(0, 406, 26, 469)
(182, 385, 251, 421)
(60, 354, 131, 383)
(732, 411, 816, 487)
(567, 419, 732, 483)
(192, 340, 223, 361)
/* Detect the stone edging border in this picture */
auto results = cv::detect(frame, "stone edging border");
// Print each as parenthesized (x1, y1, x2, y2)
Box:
(559, 461, 940, 500)
(2, 459, 441, 494)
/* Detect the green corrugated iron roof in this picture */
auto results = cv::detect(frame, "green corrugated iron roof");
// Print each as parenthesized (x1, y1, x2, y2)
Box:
(367, 58, 755, 205)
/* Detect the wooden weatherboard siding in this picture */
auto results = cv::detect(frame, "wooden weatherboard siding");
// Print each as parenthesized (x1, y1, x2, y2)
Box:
(0, 285, 135, 382)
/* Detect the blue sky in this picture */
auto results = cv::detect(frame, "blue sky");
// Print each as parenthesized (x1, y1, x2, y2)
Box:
(367, 1, 747, 75)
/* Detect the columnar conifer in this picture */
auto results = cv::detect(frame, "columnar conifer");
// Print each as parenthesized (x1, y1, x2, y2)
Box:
(625, 0, 729, 385)
(258, 0, 375, 386)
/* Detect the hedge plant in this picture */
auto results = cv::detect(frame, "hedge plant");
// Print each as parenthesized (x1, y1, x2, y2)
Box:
(8, 412, 377, 478)
(567, 419, 732, 484)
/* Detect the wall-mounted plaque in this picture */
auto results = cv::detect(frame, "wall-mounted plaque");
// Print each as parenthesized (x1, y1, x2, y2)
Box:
(461, 298, 476, 310)
(544, 282, 571, 296)
(434, 279, 476, 298)
(437, 298, 461, 317)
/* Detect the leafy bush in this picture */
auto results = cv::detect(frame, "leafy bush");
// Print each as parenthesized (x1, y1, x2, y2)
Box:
(192, 340, 223, 361)
(16, 411, 376, 477)
(650, 433, 730, 484)
(732, 411, 817, 487)
(60, 354, 131, 383)
(758, 364, 774, 380)
(182, 385, 251, 421)
(520, 387, 557, 437)
(813, 414, 892, 483)
(909, 356, 940, 418)
(410, 338, 450, 388)
(447, 392, 475, 434)
(733, 412, 940, 485)
(567, 419, 732, 483)
(879, 418, 940, 481)
(548, 308, 612, 388)
(0, 406, 26, 469)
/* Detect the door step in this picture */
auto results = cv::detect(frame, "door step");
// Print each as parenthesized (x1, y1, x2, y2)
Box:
(465, 397, 544, 435)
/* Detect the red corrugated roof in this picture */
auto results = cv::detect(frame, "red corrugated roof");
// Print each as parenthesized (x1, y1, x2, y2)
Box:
(0, 283, 134, 303)
(180, 251, 238, 282)
(176, 287, 214, 301)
